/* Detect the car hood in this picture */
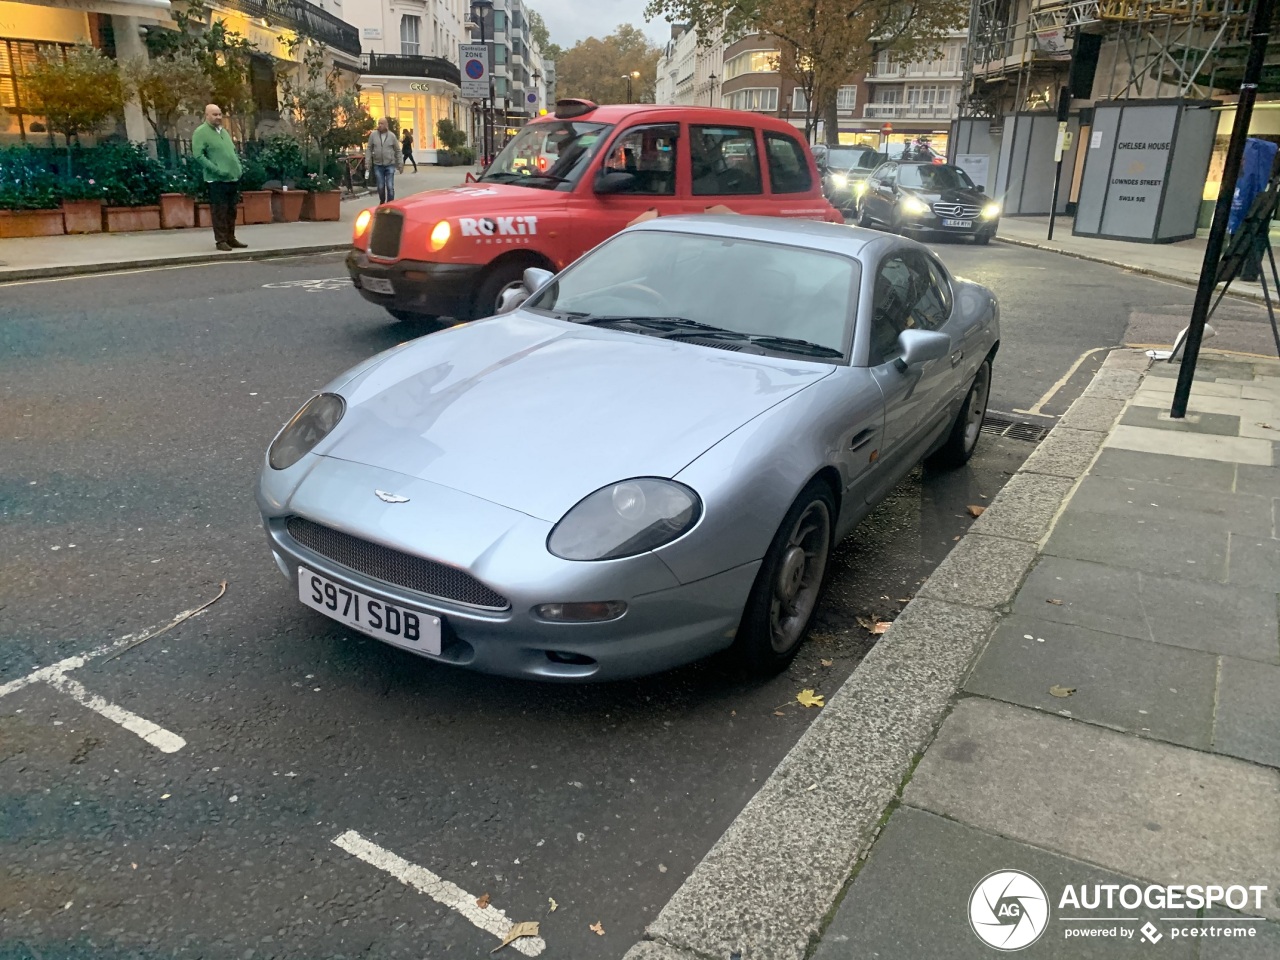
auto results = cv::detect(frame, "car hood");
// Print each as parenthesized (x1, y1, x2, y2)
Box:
(320, 313, 833, 521)
(390, 181, 568, 218)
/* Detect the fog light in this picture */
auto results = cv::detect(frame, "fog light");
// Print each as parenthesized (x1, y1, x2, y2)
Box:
(533, 601, 627, 623)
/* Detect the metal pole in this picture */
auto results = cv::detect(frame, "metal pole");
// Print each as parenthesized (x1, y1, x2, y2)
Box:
(1048, 86, 1071, 240)
(1171, 0, 1277, 418)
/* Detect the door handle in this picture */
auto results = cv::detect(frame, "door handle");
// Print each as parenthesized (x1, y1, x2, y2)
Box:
(950, 349, 964, 367)
(850, 427, 876, 451)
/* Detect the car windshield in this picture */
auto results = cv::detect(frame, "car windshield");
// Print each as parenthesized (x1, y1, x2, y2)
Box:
(827, 147, 880, 170)
(898, 164, 976, 191)
(479, 120, 611, 189)
(526, 231, 859, 357)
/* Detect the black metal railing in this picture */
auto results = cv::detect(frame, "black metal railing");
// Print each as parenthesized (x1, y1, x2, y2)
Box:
(215, 0, 361, 57)
(360, 52, 461, 86)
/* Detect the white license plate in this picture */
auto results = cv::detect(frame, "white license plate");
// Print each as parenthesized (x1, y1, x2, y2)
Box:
(298, 566, 441, 655)
(943, 219, 973, 228)
(362, 276, 395, 295)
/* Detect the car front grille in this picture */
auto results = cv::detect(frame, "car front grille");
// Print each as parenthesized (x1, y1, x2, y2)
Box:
(368, 209, 404, 259)
(285, 517, 510, 610)
(932, 202, 982, 219)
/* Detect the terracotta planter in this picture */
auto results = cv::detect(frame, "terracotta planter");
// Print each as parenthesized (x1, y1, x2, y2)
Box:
(241, 190, 272, 224)
(159, 193, 195, 229)
(301, 190, 341, 222)
(104, 206, 161, 233)
(62, 199, 103, 234)
(271, 189, 305, 222)
(0, 208, 65, 238)
(196, 203, 246, 228)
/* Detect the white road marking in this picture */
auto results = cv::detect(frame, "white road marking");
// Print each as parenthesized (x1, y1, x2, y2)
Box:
(1014, 345, 1110, 417)
(0, 603, 208, 752)
(332, 830, 546, 957)
(45, 673, 186, 753)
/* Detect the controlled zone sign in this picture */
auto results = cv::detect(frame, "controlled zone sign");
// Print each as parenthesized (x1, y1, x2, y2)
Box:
(460, 43, 488, 99)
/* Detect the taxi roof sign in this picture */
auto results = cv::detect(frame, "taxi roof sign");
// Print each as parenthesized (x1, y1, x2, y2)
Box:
(554, 99, 597, 119)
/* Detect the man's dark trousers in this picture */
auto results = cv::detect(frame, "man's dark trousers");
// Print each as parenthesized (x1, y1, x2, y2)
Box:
(208, 181, 240, 246)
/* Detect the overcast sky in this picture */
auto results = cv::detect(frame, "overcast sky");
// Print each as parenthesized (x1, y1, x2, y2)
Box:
(534, 0, 670, 48)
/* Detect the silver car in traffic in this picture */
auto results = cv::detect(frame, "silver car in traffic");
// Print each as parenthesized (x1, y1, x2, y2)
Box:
(258, 216, 999, 681)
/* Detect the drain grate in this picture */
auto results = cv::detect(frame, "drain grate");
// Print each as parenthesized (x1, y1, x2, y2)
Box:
(981, 412, 1052, 443)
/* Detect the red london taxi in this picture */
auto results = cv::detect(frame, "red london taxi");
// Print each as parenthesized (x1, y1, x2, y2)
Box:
(346, 99, 843, 323)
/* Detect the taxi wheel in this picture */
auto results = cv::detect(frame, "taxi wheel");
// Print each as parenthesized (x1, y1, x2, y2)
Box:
(474, 261, 530, 320)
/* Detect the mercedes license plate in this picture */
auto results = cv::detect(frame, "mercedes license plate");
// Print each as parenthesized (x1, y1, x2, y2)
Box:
(362, 276, 395, 295)
(298, 566, 441, 655)
(943, 218, 973, 228)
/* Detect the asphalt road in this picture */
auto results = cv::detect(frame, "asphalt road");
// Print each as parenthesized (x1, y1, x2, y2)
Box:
(0, 246, 1266, 959)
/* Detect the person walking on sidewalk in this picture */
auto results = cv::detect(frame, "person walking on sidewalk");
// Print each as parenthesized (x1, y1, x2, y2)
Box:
(192, 103, 245, 252)
(401, 128, 418, 172)
(366, 118, 403, 205)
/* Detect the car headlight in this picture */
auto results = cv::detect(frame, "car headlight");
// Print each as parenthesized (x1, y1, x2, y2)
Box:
(354, 209, 372, 239)
(830, 172, 849, 188)
(854, 180, 869, 197)
(548, 479, 702, 561)
(901, 196, 930, 216)
(268, 393, 345, 470)
(981, 202, 1001, 219)
(429, 219, 451, 252)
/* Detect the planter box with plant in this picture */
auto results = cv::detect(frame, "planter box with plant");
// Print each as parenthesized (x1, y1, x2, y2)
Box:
(0, 144, 65, 238)
(300, 172, 341, 221)
(237, 151, 272, 224)
(80, 142, 165, 234)
(58, 172, 107, 233)
(104, 205, 162, 232)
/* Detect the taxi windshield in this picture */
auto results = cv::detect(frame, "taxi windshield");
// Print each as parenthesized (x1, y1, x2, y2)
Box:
(480, 121, 611, 189)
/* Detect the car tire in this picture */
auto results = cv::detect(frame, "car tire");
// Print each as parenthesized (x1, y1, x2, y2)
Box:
(734, 480, 836, 676)
(857, 204, 873, 227)
(927, 359, 992, 469)
(474, 261, 530, 320)
(975, 234, 992, 246)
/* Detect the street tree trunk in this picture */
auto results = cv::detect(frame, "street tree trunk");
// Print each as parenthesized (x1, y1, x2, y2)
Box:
(823, 93, 839, 146)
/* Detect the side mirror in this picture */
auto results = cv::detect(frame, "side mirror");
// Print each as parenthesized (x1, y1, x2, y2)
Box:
(975, 184, 986, 193)
(496, 267, 556, 314)
(595, 171, 636, 194)
(523, 267, 554, 293)
(894, 329, 951, 371)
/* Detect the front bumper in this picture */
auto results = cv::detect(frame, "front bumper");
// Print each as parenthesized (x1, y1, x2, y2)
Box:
(346, 248, 484, 318)
(259, 456, 757, 682)
(900, 214, 999, 239)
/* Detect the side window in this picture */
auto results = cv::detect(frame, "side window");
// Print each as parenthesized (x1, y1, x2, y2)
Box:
(924, 255, 954, 318)
(691, 125, 763, 196)
(881, 163, 897, 185)
(764, 132, 813, 194)
(869, 252, 946, 364)
(599, 123, 679, 195)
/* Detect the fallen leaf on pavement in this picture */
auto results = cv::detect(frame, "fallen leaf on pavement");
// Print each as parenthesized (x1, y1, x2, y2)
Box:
(1049, 685, 1076, 698)
(730, 709, 736, 716)
(820, 658, 834, 668)
(796, 689, 825, 708)
(476, 893, 491, 909)
(547, 898, 558, 913)
(856, 615, 876, 631)
(871, 621, 891, 635)
(1046, 598, 1063, 605)
(953, 535, 961, 541)
(774, 710, 786, 717)
(1256, 422, 1273, 430)
(590, 921, 606, 936)
(967, 505, 986, 517)
(492, 922, 540, 953)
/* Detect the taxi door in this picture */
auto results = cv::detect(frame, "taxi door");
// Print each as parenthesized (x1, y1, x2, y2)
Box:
(570, 122, 683, 256)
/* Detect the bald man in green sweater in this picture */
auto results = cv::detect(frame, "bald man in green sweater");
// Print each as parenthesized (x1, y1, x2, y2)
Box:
(192, 103, 245, 251)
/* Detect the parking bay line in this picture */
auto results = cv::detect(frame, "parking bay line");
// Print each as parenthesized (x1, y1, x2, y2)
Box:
(331, 830, 546, 957)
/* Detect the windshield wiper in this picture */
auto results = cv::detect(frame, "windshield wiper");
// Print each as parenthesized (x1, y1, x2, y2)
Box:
(575, 315, 733, 334)
(665, 329, 844, 358)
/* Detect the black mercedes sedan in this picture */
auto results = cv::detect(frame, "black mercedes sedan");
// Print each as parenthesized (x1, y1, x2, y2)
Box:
(854, 161, 1000, 244)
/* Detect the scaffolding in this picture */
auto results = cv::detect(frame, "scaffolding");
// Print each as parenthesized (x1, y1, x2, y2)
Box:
(961, 0, 1264, 117)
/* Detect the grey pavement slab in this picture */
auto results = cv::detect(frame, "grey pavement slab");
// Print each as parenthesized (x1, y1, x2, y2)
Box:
(1146, 358, 1256, 381)
(1227, 534, 1280, 590)
(621, 943, 699, 960)
(1057, 396, 1128, 434)
(1042, 509, 1229, 582)
(1079, 369, 1145, 402)
(1121, 405, 1243, 437)
(644, 599, 1000, 960)
(1213, 657, 1280, 769)
(963, 616, 1218, 749)
(1090, 448, 1237, 492)
(1200, 912, 1280, 960)
(1067, 475, 1273, 535)
(1019, 427, 1106, 478)
(968, 474, 1076, 544)
(914, 535, 1039, 610)
(814, 807, 1197, 960)
(1012, 556, 1280, 663)
(904, 699, 1280, 920)
(1234, 465, 1280, 498)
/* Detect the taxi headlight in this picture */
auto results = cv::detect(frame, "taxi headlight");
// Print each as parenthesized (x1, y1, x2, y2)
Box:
(268, 393, 345, 470)
(548, 479, 701, 561)
(429, 219, 451, 252)
(354, 209, 372, 238)
(981, 202, 1001, 219)
(830, 172, 849, 188)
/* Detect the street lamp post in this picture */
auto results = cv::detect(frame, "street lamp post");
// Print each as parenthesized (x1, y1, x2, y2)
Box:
(470, 0, 494, 165)
(622, 69, 641, 103)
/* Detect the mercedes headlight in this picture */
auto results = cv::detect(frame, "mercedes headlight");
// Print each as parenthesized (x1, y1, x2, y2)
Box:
(981, 202, 1001, 219)
(901, 196, 930, 216)
(854, 180, 869, 197)
(268, 393, 345, 470)
(548, 479, 702, 561)
(830, 172, 849, 188)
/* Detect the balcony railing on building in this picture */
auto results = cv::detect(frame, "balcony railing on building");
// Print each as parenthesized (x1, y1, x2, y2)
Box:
(360, 53, 462, 87)
(863, 102, 957, 119)
(215, 0, 360, 58)
(867, 60, 964, 80)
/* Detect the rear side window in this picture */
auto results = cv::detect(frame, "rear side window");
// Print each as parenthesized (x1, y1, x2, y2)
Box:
(764, 132, 813, 194)
(691, 125, 762, 196)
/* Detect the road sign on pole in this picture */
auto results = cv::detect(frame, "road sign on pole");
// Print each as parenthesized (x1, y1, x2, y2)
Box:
(460, 43, 488, 99)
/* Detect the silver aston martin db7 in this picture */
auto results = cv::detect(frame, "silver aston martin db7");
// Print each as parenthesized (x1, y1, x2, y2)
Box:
(258, 215, 999, 681)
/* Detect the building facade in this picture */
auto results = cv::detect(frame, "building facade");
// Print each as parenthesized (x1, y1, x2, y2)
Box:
(861, 30, 966, 155)
(468, 0, 547, 150)
(656, 22, 722, 107)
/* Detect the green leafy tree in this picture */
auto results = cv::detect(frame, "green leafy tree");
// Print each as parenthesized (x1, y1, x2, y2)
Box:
(24, 45, 124, 164)
(555, 25, 661, 103)
(528, 9, 563, 61)
(281, 43, 374, 174)
(122, 53, 212, 156)
(643, 0, 967, 143)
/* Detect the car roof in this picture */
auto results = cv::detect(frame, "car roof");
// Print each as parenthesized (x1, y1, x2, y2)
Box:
(531, 104, 810, 136)
(625, 214, 889, 258)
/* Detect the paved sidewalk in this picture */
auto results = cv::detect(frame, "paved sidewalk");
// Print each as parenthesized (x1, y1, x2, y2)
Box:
(0, 166, 473, 282)
(626, 349, 1279, 960)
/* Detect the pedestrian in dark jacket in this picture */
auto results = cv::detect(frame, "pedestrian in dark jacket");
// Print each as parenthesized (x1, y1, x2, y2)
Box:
(402, 129, 418, 172)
